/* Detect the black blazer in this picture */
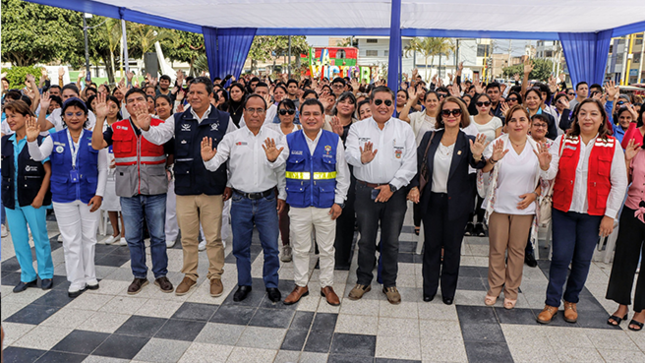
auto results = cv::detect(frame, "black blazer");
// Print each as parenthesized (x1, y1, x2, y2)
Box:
(410, 129, 486, 221)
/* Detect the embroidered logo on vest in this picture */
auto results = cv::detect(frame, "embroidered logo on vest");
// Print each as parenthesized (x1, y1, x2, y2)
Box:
(181, 124, 191, 132)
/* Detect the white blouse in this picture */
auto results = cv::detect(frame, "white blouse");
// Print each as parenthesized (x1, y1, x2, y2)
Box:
(431, 142, 454, 194)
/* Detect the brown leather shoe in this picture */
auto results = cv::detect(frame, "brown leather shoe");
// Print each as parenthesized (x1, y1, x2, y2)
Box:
(127, 278, 149, 295)
(154, 276, 174, 293)
(348, 284, 371, 300)
(175, 276, 197, 296)
(563, 301, 578, 323)
(210, 279, 224, 297)
(284, 285, 309, 305)
(537, 305, 559, 324)
(321, 286, 340, 306)
(383, 286, 401, 305)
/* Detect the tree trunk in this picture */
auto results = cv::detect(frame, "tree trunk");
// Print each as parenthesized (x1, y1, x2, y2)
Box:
(109, 51, 116, 84)
(425, 56, 429, 82)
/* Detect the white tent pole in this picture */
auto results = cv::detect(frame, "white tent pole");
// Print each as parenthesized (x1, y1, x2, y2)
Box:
(121, 18, 130, 82)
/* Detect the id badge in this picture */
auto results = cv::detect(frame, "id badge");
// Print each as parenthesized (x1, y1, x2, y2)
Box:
(70, 169, 80, 183)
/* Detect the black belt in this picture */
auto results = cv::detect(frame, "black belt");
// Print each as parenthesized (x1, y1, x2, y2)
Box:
(357, 180, 388, 188)
(233, 188, 274, 200)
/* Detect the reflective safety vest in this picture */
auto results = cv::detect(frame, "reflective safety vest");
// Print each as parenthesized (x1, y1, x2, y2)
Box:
(553, 135, 616, 216)
(112, 118, 167, 197)
(285, 130, 338, 208)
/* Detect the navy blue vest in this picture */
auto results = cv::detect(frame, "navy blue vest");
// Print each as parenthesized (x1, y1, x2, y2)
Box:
(173, 105, 229, 196)
(285, 130, 338, 208)
(48, 130, 99, 204)
(1, 135, 52, 209)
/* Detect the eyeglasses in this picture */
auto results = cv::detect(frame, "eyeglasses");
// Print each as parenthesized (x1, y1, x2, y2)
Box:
(441, 109, 462, 117)
(245, 108, 266, 114)
(332, 84, 345, 88)
(279, 109, 295, 116)
(65, 112, 85, 118)
(567, 92, 575, 96)
(617, 101, 625, 106)
(507, 98, 518, 102)
(437, 94, 447, 99)
(373, 99, 393, 106)
(476, 101, 491, 107)
(532, 124, 548, 129)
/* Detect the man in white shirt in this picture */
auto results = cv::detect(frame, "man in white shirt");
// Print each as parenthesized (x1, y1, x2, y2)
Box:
(139, 77, 237, 298)
(345, 86, 417, 305)
(238, 82, 277, 128)
(200, 94, 285, 303)
(280, 99, 350, 306)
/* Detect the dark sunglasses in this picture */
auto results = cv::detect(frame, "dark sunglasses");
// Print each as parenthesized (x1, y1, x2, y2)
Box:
(476, 101, 491, 107)
(279, 109, 295, 116)
(567, 92, 575, 96)
(437, 93, 447, 99)
(374, 99, 393, 106)
(617, 101, 625, 106)
(441, 109, 462, 117)
(507, 98, 518, 102)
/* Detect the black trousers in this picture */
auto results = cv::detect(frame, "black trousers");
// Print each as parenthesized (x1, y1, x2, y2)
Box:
(354, 183, 407, 288)
(606, 206, 645, 312)
(422, 192, 470, 299)
(334, 174, 357, 269)
(468, 191, 485, 224)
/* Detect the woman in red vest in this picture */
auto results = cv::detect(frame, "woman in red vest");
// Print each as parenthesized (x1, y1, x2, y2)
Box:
(537, 98, 628, 324)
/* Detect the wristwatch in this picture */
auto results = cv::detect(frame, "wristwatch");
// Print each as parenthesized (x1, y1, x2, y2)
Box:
(389, 184, 398, 193)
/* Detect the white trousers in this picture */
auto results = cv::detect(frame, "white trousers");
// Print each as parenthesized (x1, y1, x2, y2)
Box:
(289, 206, 336, 287)
(53, 200, 99, 289)
(165, 179, 179, 242)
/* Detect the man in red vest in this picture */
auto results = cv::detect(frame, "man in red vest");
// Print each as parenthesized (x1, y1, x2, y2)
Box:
(91, 90, 174, 295)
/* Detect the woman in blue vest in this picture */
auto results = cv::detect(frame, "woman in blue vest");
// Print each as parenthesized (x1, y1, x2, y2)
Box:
(1, 100, 53, 292)
(26, 97, 108, 298)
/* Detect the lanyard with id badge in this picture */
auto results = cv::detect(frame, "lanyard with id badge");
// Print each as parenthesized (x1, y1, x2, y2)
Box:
(67, 129, 84, 183)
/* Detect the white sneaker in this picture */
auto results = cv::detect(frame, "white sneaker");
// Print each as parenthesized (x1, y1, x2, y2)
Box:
(198, 240, 206, 251)
(166, 239, 176, 248)
(86, 278, 99, 290)
(102, 233, 121, 244)
(119, 237, 128, 246)
(57, 234, 64, 243)
(1, 224, 8, 238)
(281, 246, 293, 263)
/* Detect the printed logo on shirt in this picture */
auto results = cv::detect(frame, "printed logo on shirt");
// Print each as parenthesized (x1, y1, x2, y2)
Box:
(115, 125, 129, 131)
(359, 137, 371, 143)
(181, 124, 191, 132)
(563, 145, 576, 151)
(394, 146, 404, 159)
(324, 145, 331, 155)
(210, 123, 219, 131)
(25, 165, 38, 172)
(55, 145, 65, 153)
(291, 150, 303, 155)
(180, 140, 187, 144)
(235, 141, 248, 146)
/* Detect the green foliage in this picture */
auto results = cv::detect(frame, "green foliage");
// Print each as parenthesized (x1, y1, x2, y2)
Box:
(248, 36, 310, 63)
(404, 37, 454, 81)
(1, 0, 84, 67)
(1, 66, 43, 89)
(502, 58, 554, 81)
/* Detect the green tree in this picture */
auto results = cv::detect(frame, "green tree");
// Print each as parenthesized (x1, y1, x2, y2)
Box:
(502, 58, 554, 81)
(1, 0, 84, 67)
(158, 31, 205, 76)
(247, 36, 309, 73)
(126, 23, 175, 69)
(86, 17, 122, 84)
(404, 37, 454, 81)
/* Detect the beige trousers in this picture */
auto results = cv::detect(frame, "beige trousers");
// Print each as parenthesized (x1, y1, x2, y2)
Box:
(176, 194, 225, 281)
(487, 212, 534, 300)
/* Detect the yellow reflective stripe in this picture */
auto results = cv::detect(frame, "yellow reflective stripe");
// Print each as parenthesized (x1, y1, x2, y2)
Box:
(313, 172, 336, 179)
(285, 171, 336, 180)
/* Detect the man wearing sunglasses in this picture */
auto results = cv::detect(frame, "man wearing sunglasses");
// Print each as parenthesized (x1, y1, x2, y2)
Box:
(345, 86, 417, 305)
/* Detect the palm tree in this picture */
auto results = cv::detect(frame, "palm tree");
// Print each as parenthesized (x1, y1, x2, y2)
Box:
(128, 23, 175, 71)
(404, 37, 454, 81)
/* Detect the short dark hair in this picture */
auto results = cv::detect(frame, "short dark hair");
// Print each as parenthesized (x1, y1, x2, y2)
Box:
(286, 79, 298, 88)
(86, 94, 97, 111)
(62, 97, 88, 115)
(531, 114, 550, 126)
(369, 86, 395, 101)
(254, 82, 269, 90)
(49, 85, 61, 92)
(278, 98, 296, 112)
(436, 96, 470, 129)
(155, 94, 174, 116)
(576, 81, 588, 90)
(213, 77, 222, 82)
(49, 95, 63, 108)
(244, 93, 267, 110)
(250, 77, 260, 84)
(589, 83, 603, 92)
(159, 75, 171, 83)
(486, 82, 501, 92)
(4, 90, 22, 101)
(3, 100, 34, 117)
(300, 98, 325, 114)
(61, 84, 80, 96)
(124, 87, 147, 104)
(85, 87, 98, 95)
(20, 95, 32, 108)
(436, 86, 449, 94)
(302, 89, 318, 99)
(189, 76, 214, 95)
(331, 77, 346, 86)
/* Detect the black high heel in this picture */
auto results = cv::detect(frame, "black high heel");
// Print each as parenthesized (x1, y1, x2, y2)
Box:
(607, 313, 628, 326)
(629, 319, 644, 331)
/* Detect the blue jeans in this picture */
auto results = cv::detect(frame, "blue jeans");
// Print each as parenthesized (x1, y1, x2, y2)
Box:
(5, 205, 53, 282)
(120, 194, 168, 279)
(546, 209, 602, 307)
(230, 191, 280, 288)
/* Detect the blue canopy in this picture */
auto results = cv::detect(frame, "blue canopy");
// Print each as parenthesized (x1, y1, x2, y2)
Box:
(24, 0, 645, 90)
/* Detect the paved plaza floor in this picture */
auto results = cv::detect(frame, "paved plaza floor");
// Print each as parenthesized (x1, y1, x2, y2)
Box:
(1, 205, 645, 363)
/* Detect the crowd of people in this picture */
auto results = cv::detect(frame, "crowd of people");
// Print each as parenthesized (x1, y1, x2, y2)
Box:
(1, 58, 644, 331)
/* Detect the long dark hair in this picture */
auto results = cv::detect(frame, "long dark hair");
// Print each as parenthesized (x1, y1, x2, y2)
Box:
(567, 98, 611, 140)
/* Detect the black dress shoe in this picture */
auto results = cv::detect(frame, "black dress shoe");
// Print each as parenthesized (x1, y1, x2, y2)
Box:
(266, 288, 281, 303)
(464, 222, 474, 236)
(40, 278, 54, 290)
(423, 294, 435, 302)
(443, 296, 454, 305)
(474, 223, 486, 237)
(13, 280, 38, 293)
(233, 285, 252, 302)
(524, 252, 538, 268)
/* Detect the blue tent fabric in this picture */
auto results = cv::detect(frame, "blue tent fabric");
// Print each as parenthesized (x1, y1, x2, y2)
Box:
(203, 27, 257, 82)
(387, 0, 402, 94)
(558, 30, 613, 88)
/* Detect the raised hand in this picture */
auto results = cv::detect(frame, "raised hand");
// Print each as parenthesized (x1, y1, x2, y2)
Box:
(263, 93, 272, 107)
(627, 104, 639, 120)
(408, 86, 418, 102)
(548, 75, 557, 93)
(449, 82, 460, 97)
(474, 80, 484, 94)
(448, 73, 453, 82)
(558, 73, 566, 82)
(41, 68, 48, 78)
(39, 92, 51, 111)
(132, 103, 151, 129)
(491, 139, 509, 162)
(523, 58, 533, 75)
(262, 137, 284, 162)
(360, 141, 378, 164)
(513, 73, 520, 82)
(559, 97, 570, 110)
(330, 116, 344, 136)
(78, 69, 86, 80)
(126, 71, 134, 82)
(200, 136, 217, 161)
(58, 66, 65, 78)
(94, 92, 108, 120)
(468, 133, 488, 159)
(533, 141, 552, 170)
(26, 116, 41, 142)
(457, 62, 464, 73)
(176, 103, 185, 113)
(605, 80, 619, 100)
(625, 139, 640, 161)
(500, 101, 509, 115)
(25, 74, 36, 84)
